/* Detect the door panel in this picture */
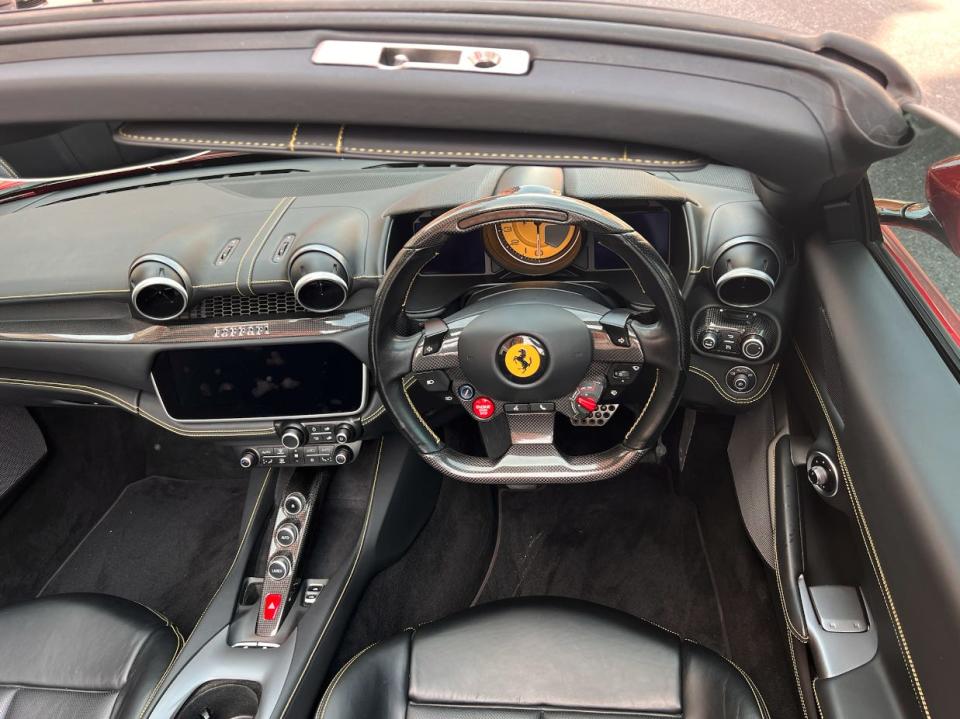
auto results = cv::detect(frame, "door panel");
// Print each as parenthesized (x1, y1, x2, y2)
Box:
(788, 216, 960, 717)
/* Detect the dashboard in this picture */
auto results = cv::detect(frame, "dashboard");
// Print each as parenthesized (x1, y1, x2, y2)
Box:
(0, 158, 795, 459)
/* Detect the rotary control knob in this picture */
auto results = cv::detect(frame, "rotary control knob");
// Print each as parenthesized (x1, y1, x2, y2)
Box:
(741, 334, 766, 360)
(275, 522, 299, 548)
(280, 424, 306, 449)
(808, 465, 830, 490)
(267, 555, 292, 580)
(239, 450, 258, 469)
(700, 330, 719, 351)
(334, 423, 355, 444)
(334, 446, 354, 465)
(725, 366, 757, 394)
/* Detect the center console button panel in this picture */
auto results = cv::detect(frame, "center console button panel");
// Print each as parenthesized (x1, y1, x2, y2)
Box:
(239, 419, 362, 468)
(693, 306, 779, 362)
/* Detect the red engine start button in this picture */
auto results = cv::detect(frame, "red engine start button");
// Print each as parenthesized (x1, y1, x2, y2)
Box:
(471, 396, 496, 420)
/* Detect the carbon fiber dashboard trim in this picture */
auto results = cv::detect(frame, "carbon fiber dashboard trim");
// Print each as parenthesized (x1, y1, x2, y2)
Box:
(0, 309, 370, 344)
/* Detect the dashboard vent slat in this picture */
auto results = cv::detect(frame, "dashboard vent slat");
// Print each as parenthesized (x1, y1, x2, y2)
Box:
(183, 292, 305, 320)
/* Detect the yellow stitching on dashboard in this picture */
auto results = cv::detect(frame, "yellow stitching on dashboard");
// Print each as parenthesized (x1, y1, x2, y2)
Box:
(795, 342, 930, 718)
(288, 123, 300, 152)
(117, 128, 304, 150)
(689, 363, 778, 404)
(0, 377, 273, 437)
(280, 438, 384, 718)
(246, 196, 295, 294)
(0, 288, 129, 301)
(192, 282, 237, 290)
(235, 197, 290, 296)
(339, 145, 701, 166)
(117, 128, 703, 166)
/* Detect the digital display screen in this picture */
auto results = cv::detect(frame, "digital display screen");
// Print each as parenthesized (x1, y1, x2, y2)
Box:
(152, 343, 364, 421)
(422, 231, 487, 275)
(595, 208, 672, 269)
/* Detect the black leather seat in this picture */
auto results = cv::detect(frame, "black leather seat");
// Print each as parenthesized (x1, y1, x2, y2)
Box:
(319, 598, 768, 719)
(0, 593, 180, 719)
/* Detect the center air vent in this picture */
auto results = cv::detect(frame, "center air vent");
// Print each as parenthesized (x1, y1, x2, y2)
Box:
(288, 245, 352, 313)
(182, 292, 305, 320)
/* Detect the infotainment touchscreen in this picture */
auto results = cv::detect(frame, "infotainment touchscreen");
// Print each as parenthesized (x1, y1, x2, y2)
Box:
(151, 342, 365, 421)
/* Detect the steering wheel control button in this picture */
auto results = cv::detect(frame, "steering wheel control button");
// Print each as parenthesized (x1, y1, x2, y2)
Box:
(530, 402, 554, 412)
(417, 371, 451, 392)
(725, 366, 757, 394)
(267, 556, 292, 580)
(283, 493, 306, 516)
(497, 335, 547, 384)
(504, 403, 529, 413)
(422, 318, 449, 356)
(472, 396, 496, 420)
(572, 381, 605, 417)
(608, 363, 641, 386)
(456, 384, 476, 401)
(262, 593, 283, 622)
(275, 523, 299, 548)
(576, 396, 598, 413)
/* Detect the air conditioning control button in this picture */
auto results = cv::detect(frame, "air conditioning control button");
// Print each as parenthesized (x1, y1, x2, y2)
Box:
(276, 523, 299, 548)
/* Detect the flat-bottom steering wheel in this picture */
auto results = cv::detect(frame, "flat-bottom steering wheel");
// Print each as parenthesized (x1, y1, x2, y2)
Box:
(370, 188, 688, 483)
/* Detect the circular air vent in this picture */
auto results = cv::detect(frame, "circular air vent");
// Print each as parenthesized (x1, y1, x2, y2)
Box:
(288, 245, 351, 313)
(129, 255, 191, 322)
(712, 239, 781, 307)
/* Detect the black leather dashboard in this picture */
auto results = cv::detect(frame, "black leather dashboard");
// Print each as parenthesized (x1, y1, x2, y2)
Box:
(0, 158, 795, 438)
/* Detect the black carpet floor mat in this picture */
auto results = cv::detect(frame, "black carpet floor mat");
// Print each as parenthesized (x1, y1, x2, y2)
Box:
(40, 475, 248, 632)
(474, 468, 728, 654)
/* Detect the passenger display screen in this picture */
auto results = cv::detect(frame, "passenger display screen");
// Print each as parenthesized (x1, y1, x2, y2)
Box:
(152, 342, 364, 421)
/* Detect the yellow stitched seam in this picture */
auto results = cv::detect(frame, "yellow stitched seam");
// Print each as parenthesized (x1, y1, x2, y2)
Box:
(279, 438, 384, 718)
(315, 642, 378, 719)
(769, 431, 809, 642)
(0, 289, 129, 301)
(235, 198, 291, 297)
(117, 127, 703, 167)
(288, 123, 300, 152)
(689, 364, 778, 405)
(0, 377, 272, 437)
(403, 373, 441, 444)
(794, 342, 930, 718)
(134, 605, 184, 719)
(245, 196, 295, 294)
(118, 128, 308, 150)
(627, 368, 659, 435)
(340, 145, 701, 166)
(785, 625, 811, 719)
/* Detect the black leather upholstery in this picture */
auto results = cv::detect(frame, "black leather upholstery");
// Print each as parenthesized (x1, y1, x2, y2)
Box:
(0, 593, 179, 719)
(318, 598, 767, 719)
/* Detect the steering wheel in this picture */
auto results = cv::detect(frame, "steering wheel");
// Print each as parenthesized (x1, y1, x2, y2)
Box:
(370, 188, 688, 483)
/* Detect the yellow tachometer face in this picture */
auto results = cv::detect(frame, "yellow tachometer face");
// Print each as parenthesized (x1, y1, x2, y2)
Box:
(483, 221, 583, 275)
